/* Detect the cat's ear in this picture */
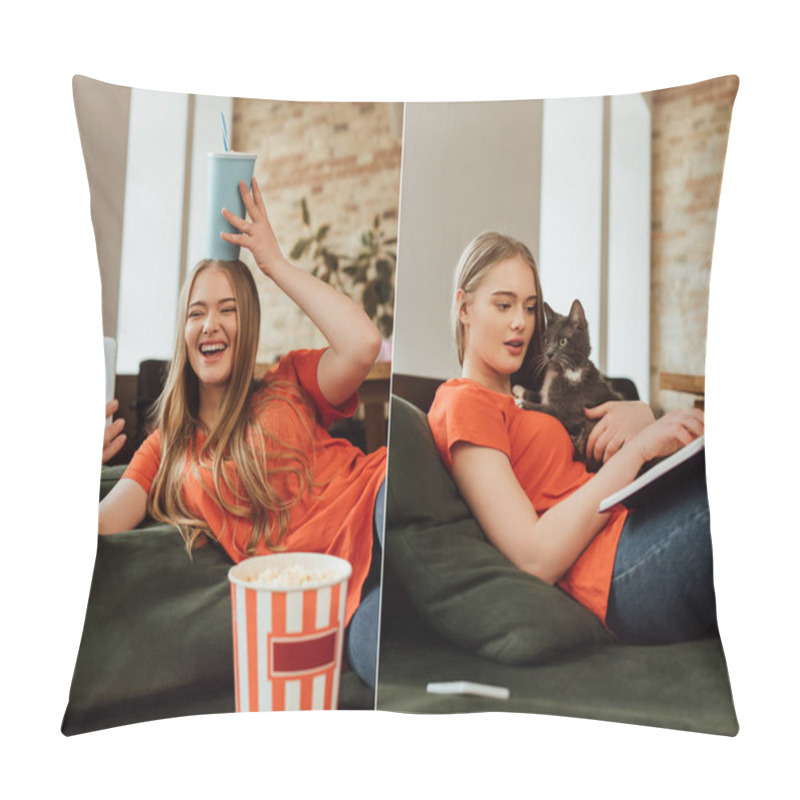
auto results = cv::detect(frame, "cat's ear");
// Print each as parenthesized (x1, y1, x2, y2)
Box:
(544, 302, 557, 326)
(569, 299, 587, 328)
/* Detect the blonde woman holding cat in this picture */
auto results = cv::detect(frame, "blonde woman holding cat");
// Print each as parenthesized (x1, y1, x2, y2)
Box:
(99, 178, 386, 686)
(427, 231, 715, 644)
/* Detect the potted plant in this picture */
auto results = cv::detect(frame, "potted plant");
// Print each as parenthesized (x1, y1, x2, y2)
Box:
(291, 199, 396, 339)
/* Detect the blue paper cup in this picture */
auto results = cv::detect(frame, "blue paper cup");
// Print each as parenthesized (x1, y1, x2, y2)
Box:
(205, 152, 257, 261)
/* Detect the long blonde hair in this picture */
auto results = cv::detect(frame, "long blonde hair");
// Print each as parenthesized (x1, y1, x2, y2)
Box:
(147, 259, 317, 556)
(452, 231, 544, 383)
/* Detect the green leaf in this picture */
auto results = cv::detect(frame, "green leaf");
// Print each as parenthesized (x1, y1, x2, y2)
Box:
(324, 252, 339, 272)
(290, 238, 311, 260)
(363, 283, 379, 318)
(377, 313, 393, 338)
(373, 214, 380, 229)
(345, 265, 368, 284)
(316, 224, 330, 242)
(301, 198, 310, 226)
(373, 278, 393, 304)
(376, 259, 393, 280)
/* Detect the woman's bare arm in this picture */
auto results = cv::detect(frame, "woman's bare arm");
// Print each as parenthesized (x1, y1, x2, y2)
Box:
(98, 478, 148, 535)
(451, 409, 704, 584)
(264, 256, 381, 407)
(221, 178, 381, 407)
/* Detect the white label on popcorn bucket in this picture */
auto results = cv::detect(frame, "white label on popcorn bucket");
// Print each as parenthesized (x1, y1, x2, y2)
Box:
(227, 553, 352, 711)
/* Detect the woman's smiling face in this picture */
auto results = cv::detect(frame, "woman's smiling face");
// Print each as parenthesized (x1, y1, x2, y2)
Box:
(458, 255, 538, 393)
(184, 267, 239, 391)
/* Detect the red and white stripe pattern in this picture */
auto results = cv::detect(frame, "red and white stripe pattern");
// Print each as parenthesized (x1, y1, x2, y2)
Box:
(230, 577, 348, 711)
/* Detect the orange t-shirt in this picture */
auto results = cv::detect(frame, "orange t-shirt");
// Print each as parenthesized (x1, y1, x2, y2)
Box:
(123, 349, 386, 624)
(427, 378, 628, 623)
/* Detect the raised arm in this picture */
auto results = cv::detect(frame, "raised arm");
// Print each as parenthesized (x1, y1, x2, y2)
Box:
(451, 408, 704, 584)
(221, 178, 381, 408)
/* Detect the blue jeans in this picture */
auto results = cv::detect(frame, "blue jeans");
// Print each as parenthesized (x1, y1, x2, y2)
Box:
(343, 479, 386, 687)
(605, 469, 718, 645)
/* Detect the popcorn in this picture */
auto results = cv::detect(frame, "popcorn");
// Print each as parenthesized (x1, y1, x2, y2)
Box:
(246, 563, 333, 588)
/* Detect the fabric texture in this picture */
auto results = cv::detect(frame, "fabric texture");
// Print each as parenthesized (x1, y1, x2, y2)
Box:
(428, 378, 627, 622)
(123, 348, 385, 624)
(385, 395, 611, 664)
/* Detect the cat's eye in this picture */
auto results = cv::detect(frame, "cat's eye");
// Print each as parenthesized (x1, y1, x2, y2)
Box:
(543, 336, 549, 344)
(559, 337, 567, 346)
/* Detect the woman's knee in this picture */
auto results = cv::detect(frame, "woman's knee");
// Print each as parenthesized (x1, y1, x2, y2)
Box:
(608, 485, 717, 644)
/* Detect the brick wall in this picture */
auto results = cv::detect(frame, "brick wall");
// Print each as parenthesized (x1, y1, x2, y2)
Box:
(649, 75, 738, 412)
(231, 100, 402, 363)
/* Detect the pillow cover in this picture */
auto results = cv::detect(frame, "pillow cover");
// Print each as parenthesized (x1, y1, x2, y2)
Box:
(384, 395, 612, 663)
(70, 72, 739, 736)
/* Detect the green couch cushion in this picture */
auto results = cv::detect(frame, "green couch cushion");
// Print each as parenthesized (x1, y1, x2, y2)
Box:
(376, 624, 738, 735)
(64, 516, 374, 734)
(62, 525, 236, 735)
(385, 395, 612, 665)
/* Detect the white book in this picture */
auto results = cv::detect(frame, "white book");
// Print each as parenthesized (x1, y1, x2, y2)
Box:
(598, 435, 705, 513)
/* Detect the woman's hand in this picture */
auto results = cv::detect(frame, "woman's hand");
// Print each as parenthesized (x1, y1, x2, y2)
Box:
(102, 399, 126, 464)
(584, 400, 656, 464)
(221, 178, 284, 277)
(630, 408, 705, 463)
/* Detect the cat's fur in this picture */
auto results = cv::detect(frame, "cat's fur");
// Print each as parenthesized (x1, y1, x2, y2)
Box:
(513, 299, 622, 472)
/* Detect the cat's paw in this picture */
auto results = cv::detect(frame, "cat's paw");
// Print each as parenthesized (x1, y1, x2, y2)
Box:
(512, 385, 538, 409)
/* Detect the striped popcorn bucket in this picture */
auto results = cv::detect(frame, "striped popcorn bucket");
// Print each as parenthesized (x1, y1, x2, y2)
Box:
(227, 553, 351, 711)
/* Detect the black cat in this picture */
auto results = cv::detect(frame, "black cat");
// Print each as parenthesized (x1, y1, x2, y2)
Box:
(513, 299, 622, 472)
